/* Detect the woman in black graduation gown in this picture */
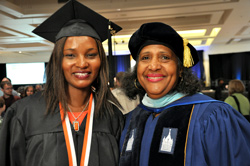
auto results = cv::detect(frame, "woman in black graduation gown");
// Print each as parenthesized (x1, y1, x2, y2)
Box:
(0, 1, 124, 166)
(119, 22, 250, 166)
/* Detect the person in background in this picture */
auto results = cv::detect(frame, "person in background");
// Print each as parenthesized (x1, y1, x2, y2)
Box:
(17, 86, 26, 98)
(112, 72, 140, 114)
(0, 81, 20, 117)
(35, 84, 43, 93)
(224, 79, 250, 120)
(119, 22, 250, 166)
(0, 0, 124, 166)
(0, 97, 6, 129)
(214, 78, 225, 100)
(0, 77, 20, 97)
(24, 85, 34, 97)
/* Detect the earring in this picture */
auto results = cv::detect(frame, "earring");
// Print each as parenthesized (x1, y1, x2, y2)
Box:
(91, 86, 96, 93)
(134, 79, 140, 90)
(179, 72, 183, 82)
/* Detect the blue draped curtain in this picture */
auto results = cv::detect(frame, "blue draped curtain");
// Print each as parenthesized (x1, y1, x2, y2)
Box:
(209, 51, 250, 88)
(113, 54, 131, 74)
(192, 50, 205, 81)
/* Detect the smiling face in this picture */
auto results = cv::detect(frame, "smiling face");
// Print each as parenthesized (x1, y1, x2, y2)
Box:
(62, 36, 101, 91)
(26, 86, 34, 96)
(137, 44, 179, 99)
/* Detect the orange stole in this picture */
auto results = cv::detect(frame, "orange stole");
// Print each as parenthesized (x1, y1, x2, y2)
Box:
(59, 93, 94, 166)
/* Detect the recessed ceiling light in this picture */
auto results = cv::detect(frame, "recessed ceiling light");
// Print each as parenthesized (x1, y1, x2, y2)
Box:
(178, 29, 206, 38)
(210, 28, 221, 37)
(206, 38, 214, 45)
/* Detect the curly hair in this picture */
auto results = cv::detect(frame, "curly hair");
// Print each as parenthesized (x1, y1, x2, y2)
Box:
(122, 57, 201, 100)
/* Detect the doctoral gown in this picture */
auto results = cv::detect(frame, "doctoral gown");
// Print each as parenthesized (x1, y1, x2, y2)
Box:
(119, 93, 250, 166)
(0, 92, 124, 166)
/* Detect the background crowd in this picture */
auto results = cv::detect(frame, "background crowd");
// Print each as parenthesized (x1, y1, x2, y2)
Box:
(0, 77, 43, 122)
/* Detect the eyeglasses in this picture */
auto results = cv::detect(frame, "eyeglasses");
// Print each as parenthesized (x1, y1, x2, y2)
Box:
(4, 87, 13, 90)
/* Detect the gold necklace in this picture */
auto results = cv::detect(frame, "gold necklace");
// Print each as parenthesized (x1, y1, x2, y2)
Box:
(67, 98, 90, 131)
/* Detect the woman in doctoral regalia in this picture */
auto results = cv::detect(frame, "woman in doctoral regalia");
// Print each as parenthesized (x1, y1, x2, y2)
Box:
(0, 0, 124, 166)
(119, 22, 250, 166)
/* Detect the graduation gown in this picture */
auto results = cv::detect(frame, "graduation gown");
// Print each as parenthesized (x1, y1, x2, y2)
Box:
(0, 92, 124, 166)
(119, 93, 250, 166)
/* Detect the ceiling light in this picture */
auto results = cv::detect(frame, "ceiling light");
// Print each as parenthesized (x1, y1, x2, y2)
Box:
(206, 38, 214, 45)
(210, 28, 221, 37)
(188, 40, 203, 46)
(177, 29, 206, 38)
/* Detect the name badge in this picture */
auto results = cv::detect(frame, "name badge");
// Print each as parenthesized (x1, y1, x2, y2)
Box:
(159, 128, 178, 155)
(126, 129, 136, 152)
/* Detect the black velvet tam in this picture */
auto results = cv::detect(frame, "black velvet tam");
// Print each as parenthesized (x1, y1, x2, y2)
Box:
(32, 0, 122, 43)
(128, 22, 199, 66)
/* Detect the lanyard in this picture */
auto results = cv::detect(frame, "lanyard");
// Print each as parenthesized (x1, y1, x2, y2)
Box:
(60, 93, 94, 166)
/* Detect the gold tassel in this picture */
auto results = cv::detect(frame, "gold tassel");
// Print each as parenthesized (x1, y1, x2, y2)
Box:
(183, 38, 194, 68)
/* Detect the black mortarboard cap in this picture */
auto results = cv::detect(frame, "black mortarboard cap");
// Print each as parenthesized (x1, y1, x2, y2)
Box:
(129, 22, 199, 67)
(32, 0, 122, 43)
